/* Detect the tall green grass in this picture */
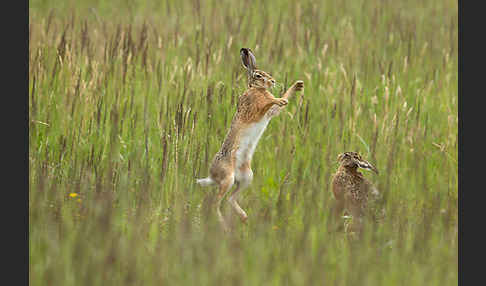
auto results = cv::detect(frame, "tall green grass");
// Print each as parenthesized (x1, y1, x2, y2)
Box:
(29, 0, 458, 285)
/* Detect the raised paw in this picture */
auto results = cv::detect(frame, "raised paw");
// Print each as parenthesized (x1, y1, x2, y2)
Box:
(241, 215, 249, 224)
(276, 98, 288, 106)
(292, 80, 304, 92)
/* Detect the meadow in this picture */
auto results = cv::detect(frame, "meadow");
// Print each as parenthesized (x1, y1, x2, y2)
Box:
(29, 0, 458, 285)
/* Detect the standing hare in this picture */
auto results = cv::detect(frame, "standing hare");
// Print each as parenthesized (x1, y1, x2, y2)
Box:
(197, 48, 304, 231)
(331, 152, 379, 235)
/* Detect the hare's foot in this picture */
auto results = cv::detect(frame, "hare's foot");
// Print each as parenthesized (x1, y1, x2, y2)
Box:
(217, 208, 230, 233)
(275, 98, 288, 106)
(228, 177, 251, 225)
(281, 81, 304, 100)
(241, 215, 248, 224)
(216, 175, 235, 233)
(292, 80, 304, 92)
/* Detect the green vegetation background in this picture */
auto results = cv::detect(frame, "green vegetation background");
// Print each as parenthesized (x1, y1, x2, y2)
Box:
(29, 0, 458, 285)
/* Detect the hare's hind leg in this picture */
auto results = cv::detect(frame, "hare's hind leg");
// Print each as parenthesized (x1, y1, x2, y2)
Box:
(216, 174, 235, 232)
(229, 165, 253, 223)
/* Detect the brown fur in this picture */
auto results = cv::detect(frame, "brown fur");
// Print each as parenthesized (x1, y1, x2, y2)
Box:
(197, 48, 304, 232)
(209, 87, 288, 176)
(330, 152, 378, 235)
(211, 83, 302, 229)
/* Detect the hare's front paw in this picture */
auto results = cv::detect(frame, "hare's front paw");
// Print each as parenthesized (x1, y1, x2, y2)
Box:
(276, 98, 288, 106)
(292, 80, 304, 92)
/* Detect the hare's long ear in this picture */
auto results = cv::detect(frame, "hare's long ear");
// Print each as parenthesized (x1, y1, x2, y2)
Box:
(354, 157, 379, 174)
(240, 48, 256, 74)
(358, 161, 379, 174)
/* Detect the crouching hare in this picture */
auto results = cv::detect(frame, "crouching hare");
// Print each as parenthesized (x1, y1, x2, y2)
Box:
(197, 48, 304, 231)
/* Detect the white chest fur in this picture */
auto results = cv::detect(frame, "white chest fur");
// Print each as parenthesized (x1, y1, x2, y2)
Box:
(235, 115, 272, 167)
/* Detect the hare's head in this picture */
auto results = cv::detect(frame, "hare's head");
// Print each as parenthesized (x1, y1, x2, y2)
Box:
(337, 152, 379, 174)
(240, 48, 276, 89)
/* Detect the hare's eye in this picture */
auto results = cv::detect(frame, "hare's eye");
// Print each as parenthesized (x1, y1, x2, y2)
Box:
(255, 74, 262, 79)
